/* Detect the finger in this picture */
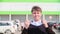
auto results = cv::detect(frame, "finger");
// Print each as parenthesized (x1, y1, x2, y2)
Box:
(26, 14, 28, 21)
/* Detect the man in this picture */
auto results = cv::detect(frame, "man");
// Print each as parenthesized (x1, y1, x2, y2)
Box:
(22, 6, 55, 34)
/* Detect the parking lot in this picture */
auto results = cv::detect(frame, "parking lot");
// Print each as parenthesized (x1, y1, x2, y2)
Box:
(53, 28, 60, 34)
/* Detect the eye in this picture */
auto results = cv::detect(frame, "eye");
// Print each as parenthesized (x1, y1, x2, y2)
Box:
(33, 12, 36, 14)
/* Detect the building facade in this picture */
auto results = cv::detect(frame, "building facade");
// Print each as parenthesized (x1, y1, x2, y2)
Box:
(0, 0, 60, 23)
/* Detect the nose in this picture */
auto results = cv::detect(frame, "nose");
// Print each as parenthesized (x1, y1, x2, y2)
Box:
(35, 13, 38, 16)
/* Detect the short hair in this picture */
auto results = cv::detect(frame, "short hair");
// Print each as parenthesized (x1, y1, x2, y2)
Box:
(31, 6, 42, 13)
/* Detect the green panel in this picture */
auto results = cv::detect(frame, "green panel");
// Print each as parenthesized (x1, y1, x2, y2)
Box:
(42, 11, 59, 15)
(0, 11, 60, 15)
(0, 0, 60, 2)
(0, 11, 10, 15)
(10, 11, 31, 15)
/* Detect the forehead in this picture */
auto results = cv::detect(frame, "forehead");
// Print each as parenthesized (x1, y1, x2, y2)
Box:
(32, 10, 41, 13)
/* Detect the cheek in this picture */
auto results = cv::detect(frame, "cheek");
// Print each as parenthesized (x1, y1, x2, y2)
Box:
(32, 14, 41, 17)
(38, 14, 42, 17)
(32, 14, 35, 17)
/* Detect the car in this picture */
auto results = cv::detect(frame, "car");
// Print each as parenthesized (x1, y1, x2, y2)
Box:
(53, 23, 58, 29)
(48, 22, 58, 29)
(48, 22, 55, 29)
(13, 19, 22, 32)
(0, 21, 17, 34)
(56, 23, 60, 30)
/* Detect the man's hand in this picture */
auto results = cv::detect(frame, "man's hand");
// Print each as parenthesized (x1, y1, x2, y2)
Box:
(24, 20, 30, 29)
(42, 20, 48, 28)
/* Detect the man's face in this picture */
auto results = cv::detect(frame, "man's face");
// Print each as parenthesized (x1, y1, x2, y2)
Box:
(32, 10, 42, 21)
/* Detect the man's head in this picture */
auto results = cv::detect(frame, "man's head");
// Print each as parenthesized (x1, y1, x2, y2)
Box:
(31, 6, 42, 21)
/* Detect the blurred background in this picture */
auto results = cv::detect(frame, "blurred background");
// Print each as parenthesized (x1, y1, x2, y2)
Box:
(0, 0, 60, 34)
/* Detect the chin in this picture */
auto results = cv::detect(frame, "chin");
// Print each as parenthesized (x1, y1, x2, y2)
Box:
(35, 19, 38, 21)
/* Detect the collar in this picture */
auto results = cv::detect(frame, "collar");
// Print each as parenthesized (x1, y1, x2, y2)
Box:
(31, 20, 42, 26)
